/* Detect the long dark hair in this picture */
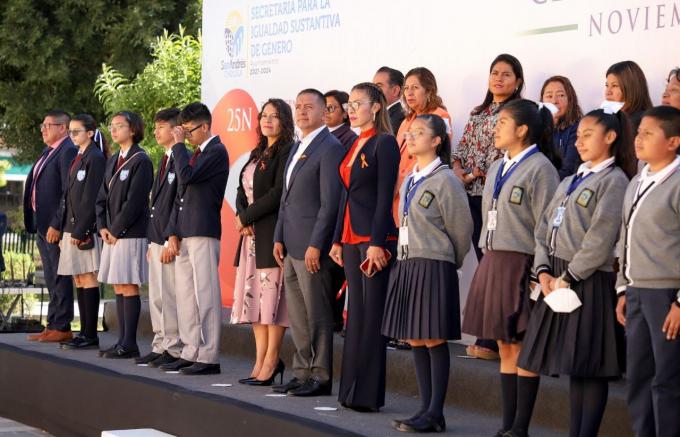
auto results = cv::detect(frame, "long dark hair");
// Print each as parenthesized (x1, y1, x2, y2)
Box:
(403, 67, 445, 116)
(582, 109, 636, 179)
(501, 99, 562, 170)
(606, 61, 653, 114)
(540, 75, 583, 130)
(351, 82, 393, 136)
(250, 98, 294, 162)
(72, 113, 110, 158)
(474, 53, 524, 115)
(415, 114, 451, 166)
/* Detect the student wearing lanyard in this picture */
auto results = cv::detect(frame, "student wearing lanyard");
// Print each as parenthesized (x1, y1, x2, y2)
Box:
(382, 114, 472, 433)
(614, 106, 680, 437)
(461, 99, 561, 437)
(516, 107, 636, 437)
(328, 82, 400, 412)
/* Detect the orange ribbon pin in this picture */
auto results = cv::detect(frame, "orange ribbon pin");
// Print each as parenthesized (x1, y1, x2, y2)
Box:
(360, 153, 368, 168)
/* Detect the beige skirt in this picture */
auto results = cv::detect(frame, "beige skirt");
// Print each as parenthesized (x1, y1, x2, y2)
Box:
(57, 232, 101, 276)
(97, 237, 149, 285)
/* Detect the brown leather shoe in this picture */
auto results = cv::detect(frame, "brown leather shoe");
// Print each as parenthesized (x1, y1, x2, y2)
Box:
(39, 330, 73, 343)
(27, 329, 51, 341)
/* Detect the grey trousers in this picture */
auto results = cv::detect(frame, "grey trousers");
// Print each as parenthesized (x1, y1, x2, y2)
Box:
(148, 243, 182, 357)
(284, 256, 334, 384)
(175, 237, 222, 364)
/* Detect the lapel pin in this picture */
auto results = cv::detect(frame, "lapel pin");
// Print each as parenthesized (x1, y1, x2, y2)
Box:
(360, 153, 368, 168)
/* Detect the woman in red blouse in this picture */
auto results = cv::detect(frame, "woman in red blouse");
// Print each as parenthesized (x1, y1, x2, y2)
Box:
(329, 82, 400, 412)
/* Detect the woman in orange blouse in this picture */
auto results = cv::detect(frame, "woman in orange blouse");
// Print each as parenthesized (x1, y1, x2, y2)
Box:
(393, 67, 452, 222)
(329, 82, 400, 412)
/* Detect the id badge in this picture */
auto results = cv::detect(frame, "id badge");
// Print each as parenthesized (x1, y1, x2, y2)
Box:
(552, 206, 566, 228)
(487, 210, 498, 231)
(399, 226, 409, 246)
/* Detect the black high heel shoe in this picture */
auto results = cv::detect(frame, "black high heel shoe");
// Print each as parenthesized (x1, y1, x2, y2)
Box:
(238, 376, 257, 384)
(245, 359, 285, 386)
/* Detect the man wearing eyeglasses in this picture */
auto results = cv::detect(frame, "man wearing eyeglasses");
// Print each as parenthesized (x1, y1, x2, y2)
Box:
(24, 110, 78, 342)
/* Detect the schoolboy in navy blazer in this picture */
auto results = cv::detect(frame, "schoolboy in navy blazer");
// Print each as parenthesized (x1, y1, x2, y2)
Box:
(24, 110, 78, 339)
(148, 148, 188, 245)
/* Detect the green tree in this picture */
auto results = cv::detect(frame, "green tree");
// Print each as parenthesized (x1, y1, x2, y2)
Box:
(94, 27, 201, 165)
(0, 0, 202, 163)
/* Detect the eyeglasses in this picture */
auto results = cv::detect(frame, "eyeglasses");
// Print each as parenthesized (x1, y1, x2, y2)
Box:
(68, 129, 87, 136)
(342, 101, 374, 112)
(183, 123, 204, 137)
(259, 114, 280, 121)
(108, 123, 128, 132)
(326, 105, 339, 113)
(668, 67, 680, 82)
(404, 130, 428, 140)
(39, 123, 64, 130)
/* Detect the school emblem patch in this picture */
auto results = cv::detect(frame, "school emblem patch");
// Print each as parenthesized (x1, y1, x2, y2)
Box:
(576, 189, 594, 208)
(418, 191, 434, 208)
(120, 169, 130, 181)
(167, 172, 175, 184)
(509, 186, 524, 205)
(76, 169, 86, 181)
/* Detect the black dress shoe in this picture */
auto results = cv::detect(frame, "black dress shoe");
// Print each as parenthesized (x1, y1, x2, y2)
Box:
(391, 412, 424, 430)
(239, 376, 257, 384)
(135, 351, 162, 365)
(148, 352, 178, 368)
(272, 377, 303, 393)
(61, 336, 99, 350)
(245, 359, 285, 386)
(289, 378, 332, 397)
(180, 362, 221, 375)
(101, 345, 140, 359)
(159, 358, 194, 372)
(98, 343, 119, 357)
(397, 414, 446, 433)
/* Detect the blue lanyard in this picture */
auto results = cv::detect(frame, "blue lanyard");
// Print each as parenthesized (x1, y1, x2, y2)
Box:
(565, 172, 593, 196)
(403, 176, 426, 217)
(493, 148, 539, 200)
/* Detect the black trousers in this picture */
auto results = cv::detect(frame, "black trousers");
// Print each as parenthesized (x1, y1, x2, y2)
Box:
(626, 287, 680, 437)
(36, 232, 73, 331)
(338, 241, 396, 409)
(330, 263, 346, 330)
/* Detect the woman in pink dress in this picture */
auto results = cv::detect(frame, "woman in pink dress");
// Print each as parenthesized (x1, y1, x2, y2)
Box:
(232, 98, 294, 386)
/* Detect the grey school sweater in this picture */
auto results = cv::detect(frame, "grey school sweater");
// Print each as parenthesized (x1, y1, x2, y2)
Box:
(616, 161, 680, 298)
(480, 152, 559, 254)
(397, 165, 472, 267)
(534, 165, 629, 281)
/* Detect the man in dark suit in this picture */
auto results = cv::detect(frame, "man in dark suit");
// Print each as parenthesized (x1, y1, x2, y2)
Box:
(25, 110, 78, 342)
(161, 102, 229, 376)
(272, 89, 344, 397)
(373, 66, 405, 135)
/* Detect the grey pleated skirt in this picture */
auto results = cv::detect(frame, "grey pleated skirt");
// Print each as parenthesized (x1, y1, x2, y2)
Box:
(97, 237, 149, 285)
(57, 232, 101, 275)
(382, 258, 461, 340)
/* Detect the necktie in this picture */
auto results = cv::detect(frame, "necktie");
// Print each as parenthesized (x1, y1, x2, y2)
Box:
(115, 154, 125, 172)
(69, 153, 83, 175)
(189, 147, 201, 167)
(159, 154, 169, 180)
(31, 147, 52, 211)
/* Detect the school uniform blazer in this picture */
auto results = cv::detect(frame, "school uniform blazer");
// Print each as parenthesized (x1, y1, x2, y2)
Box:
(60, 143, 106, 240)
(273, 127, 344, 260)
(147, 148, 189, 245)
(23, 137, 78, 235)
(331, 123, 358, 150)
(169, 136, 229, 240)
(233, 140, 293, 269)
(332, 133, 400, 247)
(389, 103, 405, 136)
(95, 144, 154, 239)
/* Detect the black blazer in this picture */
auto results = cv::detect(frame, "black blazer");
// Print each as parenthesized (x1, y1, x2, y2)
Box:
(147, 148, 189, 245)
(234, 140, 293, 269)
(332, 133, 400, 247)
(23, 137, 78, 235)
(274, 127, 344, 260)
(169, 136, 229, 240)
(60, 143, 106, 240)
(331, 123, 358, 150)
(389, 103, 405, 136)
(95, 144, 154, 239)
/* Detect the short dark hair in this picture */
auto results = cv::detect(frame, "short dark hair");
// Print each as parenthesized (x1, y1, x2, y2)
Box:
(297, 88, 326, 106)
(112, 110, 144, 144)
(180, 102, 212, 128)
(376, 66, 404, 88)
(45, 109, 71, 125)
(154, 108, 181, 126)
(324, 90, 350, 123)
(642, 105, 680, 138)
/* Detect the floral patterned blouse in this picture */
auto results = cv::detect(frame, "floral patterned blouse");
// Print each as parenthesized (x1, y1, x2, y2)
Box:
(452, 102, 503, 196)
